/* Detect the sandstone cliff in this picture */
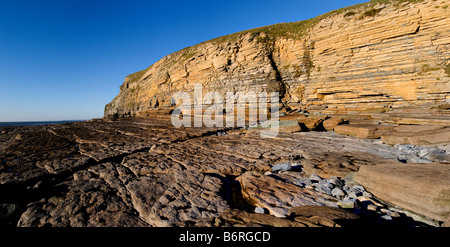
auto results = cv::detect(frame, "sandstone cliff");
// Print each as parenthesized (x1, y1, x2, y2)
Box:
(105, 0, 450, 118)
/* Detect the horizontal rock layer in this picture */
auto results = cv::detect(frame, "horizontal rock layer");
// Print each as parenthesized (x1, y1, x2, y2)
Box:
(105, 0, 450, 118)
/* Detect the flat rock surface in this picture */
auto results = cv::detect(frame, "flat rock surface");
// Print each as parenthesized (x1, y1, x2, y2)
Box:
(0, 116, 449, 226)
(355, 162, 450, 222)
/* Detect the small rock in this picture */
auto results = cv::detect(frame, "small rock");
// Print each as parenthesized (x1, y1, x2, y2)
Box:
(417, 147, 432, 158)
(33, 180, 44, 190)
(317, 185, 332, 195)
(380, 208, 390, 214)
(381, 215, 392, 221)
(305, 185, 314, 190)
(366, 204, 378, 211)
(255, 207, 266, 214)
(327, 176, 344, 188)
(342, 172, 357, 186)
(331, 188, 345, 199)
(291, 162, 302, 171)
(337, 199, 356, 209)
(272, 162, 292, 173)
(394, 144, 416, 153)
(407, 156, 432, 164)
(352, 185, 365, 192)
(362, 191, 373, 198)
(217, 132, 227, 136)
(270, 207, 290, 218)
(293, 178, 312, 187)
(389, 212, 401, 218)
(428, 149, 450, 163)
(345, 191, 361, 199)
(309, 174, 323, 182)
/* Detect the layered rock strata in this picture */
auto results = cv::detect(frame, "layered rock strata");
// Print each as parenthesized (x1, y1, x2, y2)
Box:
(105, 0, 450, 118)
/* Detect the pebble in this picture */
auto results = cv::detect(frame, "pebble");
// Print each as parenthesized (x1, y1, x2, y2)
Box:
(331, 187, 345, 199)
(394, 144, 450, 164)
(362, 191, 373, 198)
(254, 207, 266, 214)
(389, 212, 401, 218)
(366, 204, 378, 211)
(353, 185, 365, 191)
(293, 178, 312, 187)
(381, 215, 392, 221)
(272, 162, 292, 173)
(327, 176, 344, 187)
(309, 174, 323, 182)
(337, 199, 357, 209)
(217, 132, 227, 136)
(280, 172, 409, 223)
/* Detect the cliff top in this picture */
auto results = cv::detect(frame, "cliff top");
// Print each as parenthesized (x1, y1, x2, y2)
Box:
(125, 0, 428, 84)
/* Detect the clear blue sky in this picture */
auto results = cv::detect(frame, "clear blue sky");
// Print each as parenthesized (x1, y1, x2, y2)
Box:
(0, 0, 366, 121)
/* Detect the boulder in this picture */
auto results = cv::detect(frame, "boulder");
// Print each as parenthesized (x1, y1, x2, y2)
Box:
(297, 116, 327, 131)
(277, 120, 302, 133)
(334, 124, 394, 139)
(354, 162, 450, 222)
(322, 117, 344, 131)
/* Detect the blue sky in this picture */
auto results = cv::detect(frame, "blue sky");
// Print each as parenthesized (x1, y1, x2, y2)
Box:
(0, 0, 366, 121)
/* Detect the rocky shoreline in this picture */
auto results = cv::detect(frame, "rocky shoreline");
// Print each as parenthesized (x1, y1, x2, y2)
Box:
(1, 103, 449, 227)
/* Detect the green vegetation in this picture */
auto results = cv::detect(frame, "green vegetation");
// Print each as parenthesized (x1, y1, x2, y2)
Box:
(344, 11, 357, 17)
(204, 0, 427, 47)
(418, 64, 441, 75)
(124, 0, 427, 83)
(444, 63, 450, 77)
(362, 8, 383, 17)
(126, 69, 147, 85)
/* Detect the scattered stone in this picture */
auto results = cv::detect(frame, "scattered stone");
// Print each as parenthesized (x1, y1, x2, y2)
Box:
(238, 171, 336, 218)
(337, 199, 357, 209)
(1, 115, 447, 227)
(309, 174, 323, 182)
(381, 215, 392, 221)
(428, 149, 450, 163)
(366, 204, 378, 211)
(272, 162, 292, 173)
(331, 188, 345, 199)
(327, 176, 344, 188)
(254, 207, 266, 214)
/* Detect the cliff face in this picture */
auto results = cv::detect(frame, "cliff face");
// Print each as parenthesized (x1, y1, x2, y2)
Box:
(105, 0, 450, 118)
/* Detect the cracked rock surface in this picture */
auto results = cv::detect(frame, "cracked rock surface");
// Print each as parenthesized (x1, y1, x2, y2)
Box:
(0, 117, 447, 227)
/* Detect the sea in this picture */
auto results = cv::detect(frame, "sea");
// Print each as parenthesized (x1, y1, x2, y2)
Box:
(0, 120, 84, 127)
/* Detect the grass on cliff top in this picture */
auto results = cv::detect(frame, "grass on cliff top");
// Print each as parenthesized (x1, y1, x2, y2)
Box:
(208, 0, 425, 44)
(125, 0, 426, 84)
